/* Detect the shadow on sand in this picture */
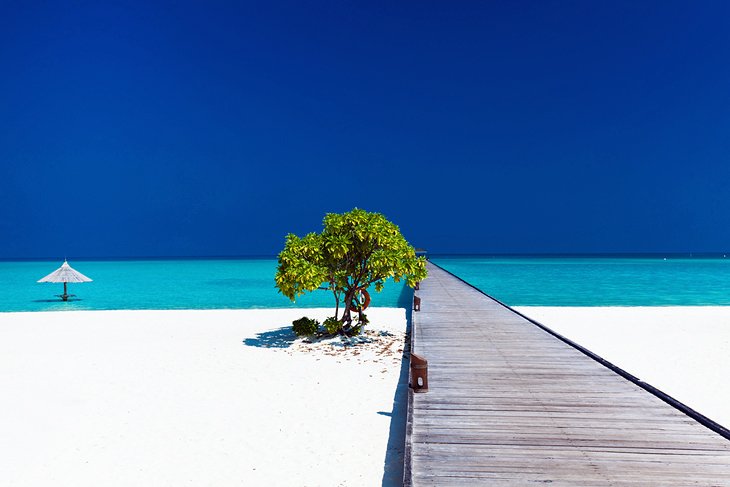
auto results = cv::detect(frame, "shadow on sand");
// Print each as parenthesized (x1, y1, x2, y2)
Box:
(381, 285, 414, 487)
(243, 326, 298, 348)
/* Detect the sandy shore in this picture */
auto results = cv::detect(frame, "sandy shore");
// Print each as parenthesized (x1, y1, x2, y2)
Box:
(0, 308, 408, 487)
(515, 306, 730, 429)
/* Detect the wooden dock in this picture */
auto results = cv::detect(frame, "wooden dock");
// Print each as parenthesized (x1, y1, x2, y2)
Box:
(405, 262, 730, 486)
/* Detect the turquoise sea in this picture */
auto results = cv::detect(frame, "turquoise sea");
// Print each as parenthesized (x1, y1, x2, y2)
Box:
(4, 255, 730, 312)
(0, 259, 412, 312)
(433, 255, 730, 306)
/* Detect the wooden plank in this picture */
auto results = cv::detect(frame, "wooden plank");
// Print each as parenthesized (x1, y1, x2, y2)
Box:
(405, 262, 730, 486)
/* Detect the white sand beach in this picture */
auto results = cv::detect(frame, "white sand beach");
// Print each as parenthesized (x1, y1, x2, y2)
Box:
(515, 306, 730, 429)
(0, 308, 408, 487)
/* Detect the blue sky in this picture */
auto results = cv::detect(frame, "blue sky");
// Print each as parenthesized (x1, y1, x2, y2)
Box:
(2, 1, 730, 258)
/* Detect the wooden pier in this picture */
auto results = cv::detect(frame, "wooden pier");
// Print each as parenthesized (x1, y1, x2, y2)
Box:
(405, 262, 730, 486)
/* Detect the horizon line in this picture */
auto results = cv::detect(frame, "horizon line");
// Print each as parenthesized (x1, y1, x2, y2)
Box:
(1, 251, 729, 262)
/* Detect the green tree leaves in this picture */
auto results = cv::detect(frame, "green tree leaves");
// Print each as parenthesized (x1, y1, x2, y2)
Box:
(274, 233, 328, 301)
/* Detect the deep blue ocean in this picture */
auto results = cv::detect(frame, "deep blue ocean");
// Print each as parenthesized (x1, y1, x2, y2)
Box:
(3, 255, 730, 312)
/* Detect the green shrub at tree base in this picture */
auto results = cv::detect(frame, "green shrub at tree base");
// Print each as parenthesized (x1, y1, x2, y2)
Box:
(292, 316, 320, 337)
(323, 317, 340, 335)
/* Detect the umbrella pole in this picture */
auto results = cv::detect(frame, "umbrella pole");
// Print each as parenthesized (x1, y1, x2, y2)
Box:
(63, 282, 68, 301)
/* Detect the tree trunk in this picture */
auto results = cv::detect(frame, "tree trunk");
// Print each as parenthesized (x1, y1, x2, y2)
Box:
(341, 288, 356, 329)
(333, 290, 340, 320)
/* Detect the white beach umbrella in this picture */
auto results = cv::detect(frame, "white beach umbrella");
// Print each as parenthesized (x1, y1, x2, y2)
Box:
(37, 260, 93, 301)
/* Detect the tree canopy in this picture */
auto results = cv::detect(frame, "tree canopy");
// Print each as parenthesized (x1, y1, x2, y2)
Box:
(275, 208, 427, 335)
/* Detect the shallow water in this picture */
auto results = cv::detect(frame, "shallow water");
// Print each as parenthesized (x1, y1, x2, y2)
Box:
(432, 255, 730, 306)
(0, 258, 412, 312)
(8, 255, 729, 312)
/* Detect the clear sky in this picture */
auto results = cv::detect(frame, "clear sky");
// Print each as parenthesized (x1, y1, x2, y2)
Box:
(2, 1, 730, 258)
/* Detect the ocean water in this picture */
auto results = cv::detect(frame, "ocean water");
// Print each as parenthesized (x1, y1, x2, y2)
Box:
(0, 259, 413, 312)
(432, 255, 730, 306)
(7, 255, 730, 312)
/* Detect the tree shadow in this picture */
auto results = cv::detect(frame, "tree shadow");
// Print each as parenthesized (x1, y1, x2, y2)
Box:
(242, 326, 297, 348)
(382, 286, 413, 487)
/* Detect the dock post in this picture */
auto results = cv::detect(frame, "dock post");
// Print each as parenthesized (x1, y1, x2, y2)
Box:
(410, 353, 428, 392)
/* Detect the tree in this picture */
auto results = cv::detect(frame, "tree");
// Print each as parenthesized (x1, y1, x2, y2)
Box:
(275, 208, 427, 336)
